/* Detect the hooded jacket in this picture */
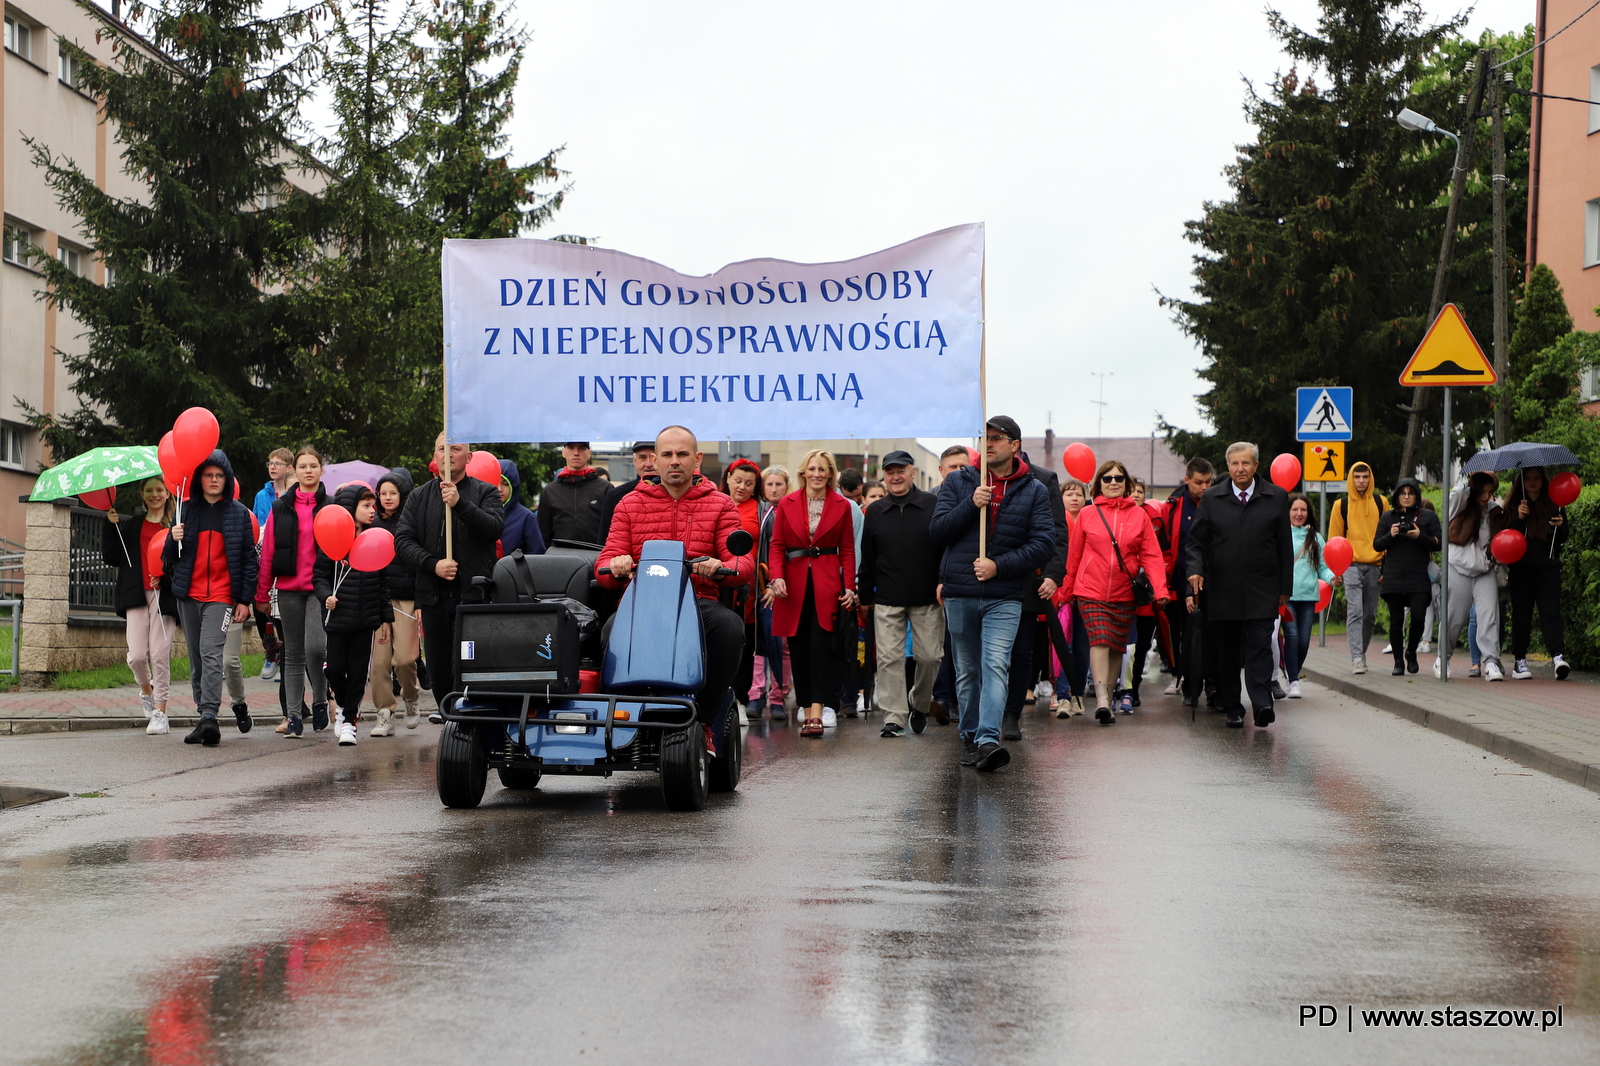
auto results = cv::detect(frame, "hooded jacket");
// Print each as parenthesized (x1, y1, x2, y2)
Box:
(314, 485, 394, 633)
(538, 466, 609, 545)
(1060, 494, 1170, 605)
(163, 450, 260, 605)
(929, 461, 1055, 601)
(374, 468, 416, 600)
(1329, 461, 1390, 565)
(597, 476, 753, 601)
(393, 470, 505, 607)
(498, 459, 546, 557)
(1371, 478, 1441, 595)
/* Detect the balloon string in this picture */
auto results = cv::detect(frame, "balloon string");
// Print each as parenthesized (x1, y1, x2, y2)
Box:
(176, 477, 187, 557)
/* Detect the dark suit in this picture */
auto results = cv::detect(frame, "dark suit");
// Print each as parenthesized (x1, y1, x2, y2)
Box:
(1185, 475, 1293, 717)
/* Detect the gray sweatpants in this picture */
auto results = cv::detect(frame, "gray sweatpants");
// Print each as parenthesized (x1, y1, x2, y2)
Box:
(1444, 568, 1501, 669)
(277, 589, 328, 721)
(178, 599, 233, 717)
(1344, 562, 1381, 662)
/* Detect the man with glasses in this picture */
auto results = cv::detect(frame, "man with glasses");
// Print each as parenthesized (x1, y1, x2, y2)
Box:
(930, 416, 1055, 771)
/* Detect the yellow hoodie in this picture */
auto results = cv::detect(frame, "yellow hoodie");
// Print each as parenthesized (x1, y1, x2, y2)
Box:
(1329, 461, 1390, 565)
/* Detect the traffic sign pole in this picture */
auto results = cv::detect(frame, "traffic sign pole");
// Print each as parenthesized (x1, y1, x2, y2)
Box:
(1318, 483, 1327, 647)
(1440, 386, 1451, 683)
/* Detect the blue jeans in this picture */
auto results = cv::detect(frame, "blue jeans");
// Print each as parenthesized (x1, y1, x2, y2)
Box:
(1283, 600, 1317, 681)
(944, 597, 1022, 746)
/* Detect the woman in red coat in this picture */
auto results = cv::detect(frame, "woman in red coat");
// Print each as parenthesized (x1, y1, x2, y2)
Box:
(765, 449, 857, 737)
(1060, 460, 1170, 724)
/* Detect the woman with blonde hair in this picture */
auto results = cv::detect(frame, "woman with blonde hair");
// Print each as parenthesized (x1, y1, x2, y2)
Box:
(1059, 459, 1170, 723)
(766, 450, 857, 736)
(105, 477, 179, 734)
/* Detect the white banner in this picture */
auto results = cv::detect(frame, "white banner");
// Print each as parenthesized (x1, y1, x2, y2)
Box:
(441, 223, 984, 442)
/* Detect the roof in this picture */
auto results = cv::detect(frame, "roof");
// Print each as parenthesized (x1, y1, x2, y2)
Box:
(1019, 434, 1189, 488)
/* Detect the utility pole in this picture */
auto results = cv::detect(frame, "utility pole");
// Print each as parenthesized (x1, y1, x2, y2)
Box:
(1091, 372, 1113, 439)
(1399, 53, 1490, 479)
(1490, 49, 1511, 447)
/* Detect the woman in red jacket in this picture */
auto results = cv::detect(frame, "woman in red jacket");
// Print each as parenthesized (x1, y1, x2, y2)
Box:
(765, 449, 857, 737)
(722, 458, 765, 720)
(1060, 460, 1170, 724)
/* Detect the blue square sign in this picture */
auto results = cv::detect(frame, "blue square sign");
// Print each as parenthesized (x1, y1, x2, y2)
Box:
(1296, 387, 1353, 442)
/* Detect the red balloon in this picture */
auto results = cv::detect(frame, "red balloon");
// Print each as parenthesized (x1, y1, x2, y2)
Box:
(144, 528, 168, 587)
(233, 478, 241, 500)
(172, 407, 220, 471)
(157, 431, 186, 492)
(1270, 453, 1302, 491)
(313, 505, 357, 560)
(1491, 529, 1527, 566)
(78, 488, 116, 511)
(1548, 471, 1582, 508)
(347, 527, 396, 572)
(1323, 535, 1354, 577)
(464, 450, 501, 485)
(1316, 579, 1333, 613)
(1064, 442, 1097, 483)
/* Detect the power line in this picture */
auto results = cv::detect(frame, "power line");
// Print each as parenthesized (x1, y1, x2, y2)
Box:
(1494, 0, 1600, 69)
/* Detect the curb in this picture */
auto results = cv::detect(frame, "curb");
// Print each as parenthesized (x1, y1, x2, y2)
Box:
(1300, 665, 1600, 796)
(0, 782, 70, 809)
(1, 716, 262, 736)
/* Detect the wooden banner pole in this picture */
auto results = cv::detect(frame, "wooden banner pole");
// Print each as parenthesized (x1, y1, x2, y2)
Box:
(443, 337, 454, 563)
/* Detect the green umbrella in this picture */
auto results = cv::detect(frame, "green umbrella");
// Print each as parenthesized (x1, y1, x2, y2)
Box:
(28, 445, 162, 502)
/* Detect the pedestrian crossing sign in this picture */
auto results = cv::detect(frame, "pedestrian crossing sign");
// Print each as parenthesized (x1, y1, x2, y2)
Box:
(1399, 304, 1496, 386)
(1295, 386, 1353, 442)
(1303, 443, 1345, 482)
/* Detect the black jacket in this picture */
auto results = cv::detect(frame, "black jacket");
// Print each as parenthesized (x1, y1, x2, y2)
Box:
(162, 450, 260, 604)
(1184, 475, 1293, 621)
(1372, 479, 1442, 595)
(268, 482, 329, 576)
(929, 463, 1055, 601)
(859, 486, 941, 607)
(102, 512, 178, 618)
(1023, 455, 1068, 588)
(537, 467, 609, 545)
(374, 469, 415, 600)
(393, 474, 505, 606)
(314, 485, 395, 632)
(596, 477, 643, 545)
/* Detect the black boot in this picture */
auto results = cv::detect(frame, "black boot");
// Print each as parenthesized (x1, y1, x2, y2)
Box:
(1001, 711, 1021, 741)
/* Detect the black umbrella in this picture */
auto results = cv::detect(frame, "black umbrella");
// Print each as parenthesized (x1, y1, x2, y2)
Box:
(1461, 442, 1579, 474)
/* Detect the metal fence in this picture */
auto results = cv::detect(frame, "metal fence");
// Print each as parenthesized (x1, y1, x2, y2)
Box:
(69, 507, 118, 613)
(0, 536, 22, 600)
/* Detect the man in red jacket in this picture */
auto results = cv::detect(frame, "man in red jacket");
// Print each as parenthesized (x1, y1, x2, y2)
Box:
(597, 425, 752, 754)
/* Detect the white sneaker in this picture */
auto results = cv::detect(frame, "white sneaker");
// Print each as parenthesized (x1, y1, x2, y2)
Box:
(259, 660, 277, 681)
(737, 703, 749, 726)
(1034, 680, 1054, 702)
(1287, 681, 1302, 698)
(1381, 643, 1393, 655)
(1164, 678, 1181, 696)
(1484, 661, 1505, 681)
(146, 710, 170, 735)
(369, 708, 395, 737)
(1432, 657, 1451, 679)
(139, 692, 156, 719)
(1512, 658, 1533, 680)
(337, 722, 358, 746)
(1418, 642, 1432, 654)
(1352, 657, 1367, 675)
(1554, 654, 1570, 680)
(821, 707, 837, 729)
(403, 699, 420, 729)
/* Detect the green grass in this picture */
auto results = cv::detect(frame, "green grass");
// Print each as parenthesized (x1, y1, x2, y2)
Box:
(50, 652, 266, 691)
(0, 624, 13, 691)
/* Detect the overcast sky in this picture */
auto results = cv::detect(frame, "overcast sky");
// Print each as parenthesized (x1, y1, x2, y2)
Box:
(508, 0, 1536, 443)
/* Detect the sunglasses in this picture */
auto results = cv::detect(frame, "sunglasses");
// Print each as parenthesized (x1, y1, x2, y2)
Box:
(1101, 474, 1127, 484)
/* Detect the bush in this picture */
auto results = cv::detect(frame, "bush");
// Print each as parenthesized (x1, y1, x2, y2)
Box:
(1559, 485, 1600, 670)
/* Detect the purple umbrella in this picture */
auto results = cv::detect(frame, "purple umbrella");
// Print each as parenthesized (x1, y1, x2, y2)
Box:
(322, 460, 392, 491)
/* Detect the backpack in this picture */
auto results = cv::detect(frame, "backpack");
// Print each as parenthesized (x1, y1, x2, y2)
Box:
(1334, 493, 1390, 531)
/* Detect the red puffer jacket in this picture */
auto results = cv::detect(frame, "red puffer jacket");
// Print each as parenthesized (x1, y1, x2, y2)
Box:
(596, 477, 753, 600)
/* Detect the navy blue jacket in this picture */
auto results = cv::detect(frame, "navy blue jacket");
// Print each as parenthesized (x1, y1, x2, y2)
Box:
(163, 450, 260, 604)
(498, 459, 546, 556)
(929, 463, 1055, 601)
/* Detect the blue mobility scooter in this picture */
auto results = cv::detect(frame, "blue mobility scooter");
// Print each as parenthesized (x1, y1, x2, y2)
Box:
(434, 532, 750, 811)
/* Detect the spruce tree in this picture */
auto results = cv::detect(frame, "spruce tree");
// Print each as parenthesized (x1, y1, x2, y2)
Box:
(1508, 262, 1574, 367)
(24, 0, 327, 465)
(1162, 2, 1531, 478)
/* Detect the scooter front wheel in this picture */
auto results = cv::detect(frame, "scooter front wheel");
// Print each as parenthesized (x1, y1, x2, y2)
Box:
(660, 724, 708, 811)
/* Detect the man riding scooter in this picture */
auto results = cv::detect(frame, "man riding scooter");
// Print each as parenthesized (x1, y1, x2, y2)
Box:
(596, 424, 752, 756)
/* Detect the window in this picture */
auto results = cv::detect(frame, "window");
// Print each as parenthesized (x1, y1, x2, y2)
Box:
(1591, 65, 1600, 134)
(4, 14, 31, 60)
(1584, 367, 1600, 404)
(58, 49, 84, 90)
(57, 242, 84, 276)
(2, 221, 32, 266)
(0, 422, 25, 470)
(1587, 198, 1600, 268)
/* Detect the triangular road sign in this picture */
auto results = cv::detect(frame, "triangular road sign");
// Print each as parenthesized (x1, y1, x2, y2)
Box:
(1400, 304, 1496, 386)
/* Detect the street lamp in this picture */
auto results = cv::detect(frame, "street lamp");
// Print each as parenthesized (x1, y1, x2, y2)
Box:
(1397, 108, 1462, 173)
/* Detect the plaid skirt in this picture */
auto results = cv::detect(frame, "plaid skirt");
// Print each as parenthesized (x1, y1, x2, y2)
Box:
(1077, 598, 1136, 647)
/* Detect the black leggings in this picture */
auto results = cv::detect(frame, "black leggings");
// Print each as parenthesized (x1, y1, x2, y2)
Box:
(325, 629, 375, 722)
(1383, 591, 1430, 661)
(1510, 565, 1564, 657)
(789, 578, 844, 709)
(1129, 615, 1159, 696)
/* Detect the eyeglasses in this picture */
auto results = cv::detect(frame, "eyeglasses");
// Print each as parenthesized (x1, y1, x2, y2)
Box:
(1101, 474, 1126, 484)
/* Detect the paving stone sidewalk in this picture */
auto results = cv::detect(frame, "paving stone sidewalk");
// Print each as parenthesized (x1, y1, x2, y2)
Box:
(1300, 641, 1600, 796)
(0, 673, 437, 735)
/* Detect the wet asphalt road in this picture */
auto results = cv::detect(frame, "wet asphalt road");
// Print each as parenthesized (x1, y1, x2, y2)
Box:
(3, 688, 1600, 1066)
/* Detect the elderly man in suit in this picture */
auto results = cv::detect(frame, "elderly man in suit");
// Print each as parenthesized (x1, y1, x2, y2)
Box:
(1184, 441, 1294, 728)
